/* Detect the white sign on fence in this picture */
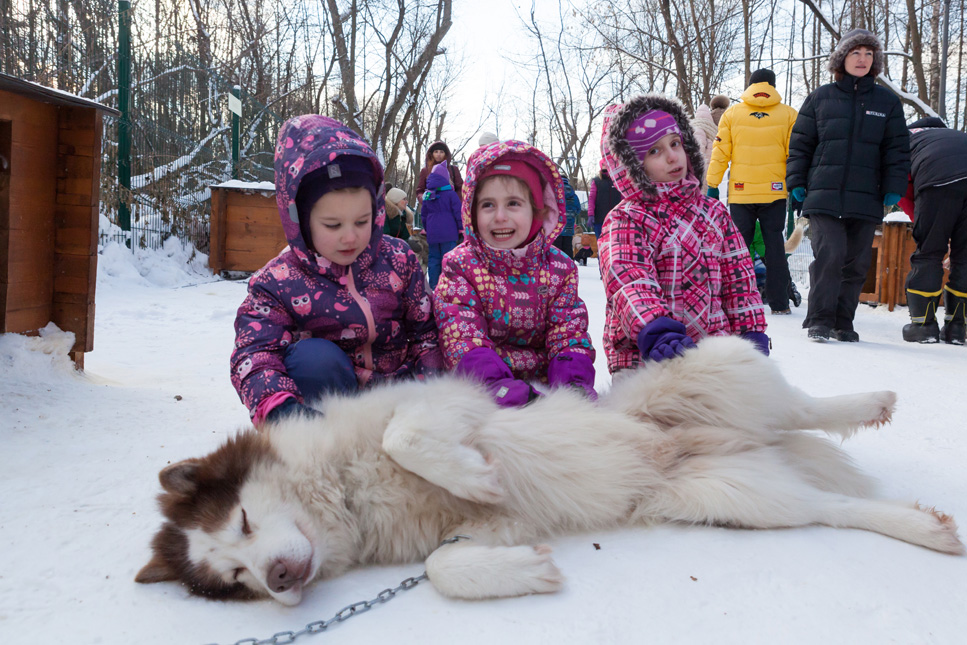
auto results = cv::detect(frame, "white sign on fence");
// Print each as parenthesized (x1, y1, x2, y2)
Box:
(228, 93, 242, 117)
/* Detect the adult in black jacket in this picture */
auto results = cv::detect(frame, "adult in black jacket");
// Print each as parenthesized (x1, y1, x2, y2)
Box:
(786, 28, 910, 342)
(898, 117, 967, 344)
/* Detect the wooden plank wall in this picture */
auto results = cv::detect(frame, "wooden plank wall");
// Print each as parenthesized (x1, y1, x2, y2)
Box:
(0, 89, 57, 335)
(209, 188, 286, 273)
(53, 106, 100, 362)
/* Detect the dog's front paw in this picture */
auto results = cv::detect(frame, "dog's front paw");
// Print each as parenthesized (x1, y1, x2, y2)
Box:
(515, 544, 565, 594)
(426, 544, 564, 599)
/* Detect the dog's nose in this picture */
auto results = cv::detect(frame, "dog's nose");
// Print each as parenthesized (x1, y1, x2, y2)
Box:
(267, 559, 306, 593)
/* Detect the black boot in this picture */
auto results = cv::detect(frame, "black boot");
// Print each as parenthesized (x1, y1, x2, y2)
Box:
(902, 290, 941, 343)
(788, 280, 802, 307)
(941, 288, 967, 345)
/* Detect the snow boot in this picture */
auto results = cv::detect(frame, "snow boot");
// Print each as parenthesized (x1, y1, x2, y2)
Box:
(941, 287, 967, 345)
(788, 280, 802, 307)
(902, 289, 941, 344)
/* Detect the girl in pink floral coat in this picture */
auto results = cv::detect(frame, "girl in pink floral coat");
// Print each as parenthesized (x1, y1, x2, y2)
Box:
(433, 141, 596, 407)
(598, 95, 767, 374)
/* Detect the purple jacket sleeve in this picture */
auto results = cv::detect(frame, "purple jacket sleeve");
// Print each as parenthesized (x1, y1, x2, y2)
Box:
(230, 281, 302, 417)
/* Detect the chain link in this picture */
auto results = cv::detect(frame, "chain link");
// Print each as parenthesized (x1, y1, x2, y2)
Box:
(206, 536, 470, 645)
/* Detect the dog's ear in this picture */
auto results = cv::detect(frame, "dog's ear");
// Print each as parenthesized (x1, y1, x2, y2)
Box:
(159, 459, 201, 495)
(135, 553, 178, 584)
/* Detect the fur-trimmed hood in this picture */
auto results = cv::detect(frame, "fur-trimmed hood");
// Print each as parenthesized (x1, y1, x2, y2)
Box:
(602, 94, 705, 201)
(828, 28, 885, 78)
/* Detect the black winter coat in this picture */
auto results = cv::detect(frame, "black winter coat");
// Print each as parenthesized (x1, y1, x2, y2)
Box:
(907, 120, 967, 196)
(786, 74, 910, 223)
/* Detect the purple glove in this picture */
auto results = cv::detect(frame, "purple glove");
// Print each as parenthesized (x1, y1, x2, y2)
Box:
(741, 331, 770, 356)
(455, 347, 541, 408)
(637, 317, 696, 362)
(547, 352, 597, 401)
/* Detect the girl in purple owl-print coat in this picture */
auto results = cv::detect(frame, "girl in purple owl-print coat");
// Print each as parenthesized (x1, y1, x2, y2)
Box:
(231, 115, 442, 426)
(433, 141, 596, 408)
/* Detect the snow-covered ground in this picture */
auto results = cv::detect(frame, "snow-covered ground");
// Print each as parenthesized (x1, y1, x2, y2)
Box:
(2, 242, 966, 645)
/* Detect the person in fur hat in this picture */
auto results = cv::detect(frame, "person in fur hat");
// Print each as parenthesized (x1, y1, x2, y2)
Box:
(689, 104, 718, 191)
(597, 95, 768, 374)
(706, 68, 799, 315)
(709, 94, 730, 125)
(786, 28, 910, 342)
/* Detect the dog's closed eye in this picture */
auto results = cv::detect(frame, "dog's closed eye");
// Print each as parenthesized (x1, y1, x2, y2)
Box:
(241, 508, 252, 536)
(233, 567, 246, 581)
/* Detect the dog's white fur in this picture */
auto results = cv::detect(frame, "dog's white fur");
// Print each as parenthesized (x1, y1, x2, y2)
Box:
(138, 337, 963, 604)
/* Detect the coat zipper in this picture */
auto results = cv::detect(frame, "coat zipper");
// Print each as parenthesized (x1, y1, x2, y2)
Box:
(840, 79, 859, 215)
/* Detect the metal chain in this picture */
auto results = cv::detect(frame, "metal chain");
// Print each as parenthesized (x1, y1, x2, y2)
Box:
(207, 535, 470, 645)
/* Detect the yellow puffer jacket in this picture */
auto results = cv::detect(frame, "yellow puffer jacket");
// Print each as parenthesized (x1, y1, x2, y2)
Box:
(706, 83, 798, 203)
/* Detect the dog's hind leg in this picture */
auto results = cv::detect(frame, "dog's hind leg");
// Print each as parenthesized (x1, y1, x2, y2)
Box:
(424, 538, 564, 599)
(609, 336, 896, 439)
(649, 449, 965, 555)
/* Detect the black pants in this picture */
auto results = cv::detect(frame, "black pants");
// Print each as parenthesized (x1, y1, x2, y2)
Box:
(553, 235, 573, 256)
(905, 179, 967, 295)
(574, 247, 593, 265)
(803, 213, 877, 331)
(729, 200, 791, 310)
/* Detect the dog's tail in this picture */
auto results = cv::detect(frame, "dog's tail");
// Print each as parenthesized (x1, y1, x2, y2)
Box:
(784, 220, 805, 254)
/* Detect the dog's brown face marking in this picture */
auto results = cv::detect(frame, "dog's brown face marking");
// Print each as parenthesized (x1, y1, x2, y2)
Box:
(137, 430, 278, 599)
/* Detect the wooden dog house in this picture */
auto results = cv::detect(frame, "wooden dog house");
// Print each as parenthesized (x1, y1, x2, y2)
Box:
(0, 73, 118, 368)
(208, 181, 287, 275)
(859, 217, 917, 312)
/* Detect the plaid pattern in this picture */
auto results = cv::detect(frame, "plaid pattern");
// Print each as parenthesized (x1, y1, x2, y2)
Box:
(598, 176, 766, 373)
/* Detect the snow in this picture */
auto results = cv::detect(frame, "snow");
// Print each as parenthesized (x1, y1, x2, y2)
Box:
(2, 245, 967, 645)
(213, 180, 277, 192)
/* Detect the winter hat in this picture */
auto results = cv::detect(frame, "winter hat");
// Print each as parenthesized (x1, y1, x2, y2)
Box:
(430, 161, 451, 185)
(295, 155, 377, 246)
(749, 68, 776, 87)
(478, 131, 499, 147)
(709, 94, 730, 124)
(828, 28, 884, 78)
(626, 110, 682, 161)
(475, 159, 546, 246)
(386, 186, 407, 204)
(477, 159, 545, 211)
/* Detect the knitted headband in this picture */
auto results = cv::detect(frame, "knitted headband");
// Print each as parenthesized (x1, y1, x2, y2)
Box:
(626, 110, 682, 161)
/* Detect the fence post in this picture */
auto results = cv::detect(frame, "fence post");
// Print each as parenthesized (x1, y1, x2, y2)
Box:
(117, 0, 132, 232)
(230, 85, 241, 179)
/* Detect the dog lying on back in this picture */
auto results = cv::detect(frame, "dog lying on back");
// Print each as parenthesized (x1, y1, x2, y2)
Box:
(136, 337, 964, 605)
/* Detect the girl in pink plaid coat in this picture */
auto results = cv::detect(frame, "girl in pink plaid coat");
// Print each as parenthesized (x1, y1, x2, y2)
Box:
(598, 95, 768, 374)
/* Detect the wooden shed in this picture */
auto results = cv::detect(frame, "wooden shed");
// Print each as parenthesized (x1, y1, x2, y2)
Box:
(208, 180, 287, 275)
(859, 217, 918, 312)
(0, 72, 118, 369)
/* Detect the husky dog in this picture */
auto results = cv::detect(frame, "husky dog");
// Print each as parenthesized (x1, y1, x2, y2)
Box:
(136, 338, 963, 605)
